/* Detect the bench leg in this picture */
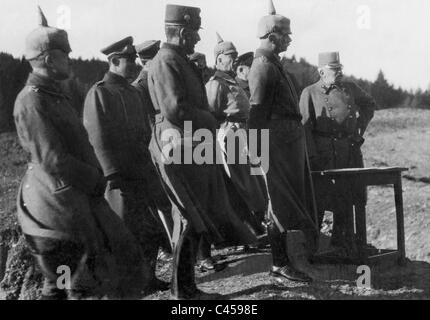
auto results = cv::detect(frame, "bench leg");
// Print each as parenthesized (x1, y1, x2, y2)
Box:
(355, 203, 367, 247)
(394, 176, 407, 266)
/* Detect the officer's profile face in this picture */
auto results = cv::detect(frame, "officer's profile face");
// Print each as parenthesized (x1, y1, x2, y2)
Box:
(320, 66, 343, 85)
(270, 32, 292, 54)
(112, 55, 137, 82)
(182, 28, 201, 54)
(46, 49, 71, 80)
(280, 33, 292, 52)
(143, 59, 153, 71)
(237, 65, 251, 81)
(139, 58, 152, 71)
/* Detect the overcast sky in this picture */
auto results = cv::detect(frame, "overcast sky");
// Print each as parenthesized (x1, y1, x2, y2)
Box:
(1, 0, 429, 91)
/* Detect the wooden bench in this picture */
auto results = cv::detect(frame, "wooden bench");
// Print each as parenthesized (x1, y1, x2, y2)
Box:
(311, 167, 408, 266)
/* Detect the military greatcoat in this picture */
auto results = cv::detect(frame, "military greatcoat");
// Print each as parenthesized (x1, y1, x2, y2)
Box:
(148, 43, 257, 246)
(248, 48, 318, 235)
(205, 70, 268, 215)
(14, 72, 145, 296)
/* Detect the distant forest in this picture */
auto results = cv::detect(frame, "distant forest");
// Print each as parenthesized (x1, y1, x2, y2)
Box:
(1, 51, 430, 133)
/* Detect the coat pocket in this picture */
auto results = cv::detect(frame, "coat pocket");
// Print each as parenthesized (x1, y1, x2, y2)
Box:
(53, 184, 73, 194)
(30, 166, 71, 194)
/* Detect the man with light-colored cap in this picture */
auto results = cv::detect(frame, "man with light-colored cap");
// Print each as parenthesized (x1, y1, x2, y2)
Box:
(14, 7, 145, 299)
(248, 0, 319, 283)
(234, 52, 254, 98)
(83, 36, 170, 295)
(148, 4, 258, 300)
(300, 52, 376, 257)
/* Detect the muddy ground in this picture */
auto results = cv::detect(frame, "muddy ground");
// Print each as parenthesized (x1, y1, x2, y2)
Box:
(1, 108, 429, 300)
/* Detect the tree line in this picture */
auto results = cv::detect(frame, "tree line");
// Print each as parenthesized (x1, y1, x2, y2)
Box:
(1, 51, 429, 133)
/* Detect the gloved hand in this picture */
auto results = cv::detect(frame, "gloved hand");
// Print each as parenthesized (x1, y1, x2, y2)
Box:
(349, 134, 365, 147)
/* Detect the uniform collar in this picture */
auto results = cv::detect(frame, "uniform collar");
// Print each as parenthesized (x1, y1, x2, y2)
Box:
(26, 72, 62, 93)
(214, 70, 237, 84)
(137, 69, 148, 83)
(235, 77, 249, 88)
(161, 43, 189, 60)
(319, 79, 343, 95)
(103, 71, 130, 87)
(255, 48, 281, 66)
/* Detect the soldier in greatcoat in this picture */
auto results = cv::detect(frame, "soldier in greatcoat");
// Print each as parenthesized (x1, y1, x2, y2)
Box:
(148, 4, 258, 300)
(133, 40, 161, 128)
(203, 33, 268, 266)
(300, 52, 376, 255)
(83, 37, 169, 294)
(248, 0, 319, 283)
(14, 7, 144, 299)
(133, 40, 174, 262)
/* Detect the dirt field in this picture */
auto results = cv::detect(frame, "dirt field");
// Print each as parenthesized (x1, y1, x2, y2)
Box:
(1, 108, 429, 300)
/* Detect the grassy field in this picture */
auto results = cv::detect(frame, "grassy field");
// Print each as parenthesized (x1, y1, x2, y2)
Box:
(363, 108, 430, 263)
(1, 107, 429, 300)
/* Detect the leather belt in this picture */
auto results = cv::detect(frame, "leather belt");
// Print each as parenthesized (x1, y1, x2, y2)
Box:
(314, 130, 350, 139)
(270, 113, 302, 121)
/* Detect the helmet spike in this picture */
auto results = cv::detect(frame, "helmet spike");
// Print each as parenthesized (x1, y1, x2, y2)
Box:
(216, 32, 224, 44)
(268, 0, 277, 15)
(38, 6, 49, 27)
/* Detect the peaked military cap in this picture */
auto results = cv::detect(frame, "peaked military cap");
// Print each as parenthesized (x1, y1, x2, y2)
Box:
(165, 4, 202, 30)
(25, 6, 72, 60)
(235, 52, 254, 68)
(257, 0, 291, 38)
(101, 36, 136, 59)
(318, 52, 343, 69)
(214, 32, 237, 60)
(135, 40, 161, 60)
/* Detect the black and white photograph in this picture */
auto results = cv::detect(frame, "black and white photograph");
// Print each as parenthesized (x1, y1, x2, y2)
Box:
(0, 0, 429, 306)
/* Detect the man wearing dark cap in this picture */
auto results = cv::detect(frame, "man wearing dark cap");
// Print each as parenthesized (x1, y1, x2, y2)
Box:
(148, 4, 257, 300)
(83, 36, 169, 295)
(248, 0, 319, 283)
(133, 40, 174, 263)
(234, 52, 254, 98)
(300, 52, 376, 256)
(133, 40, 161, 127)
(14, 8, 144, 299)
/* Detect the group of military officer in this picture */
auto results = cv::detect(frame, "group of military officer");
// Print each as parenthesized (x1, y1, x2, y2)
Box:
(13, 0, 376, 300)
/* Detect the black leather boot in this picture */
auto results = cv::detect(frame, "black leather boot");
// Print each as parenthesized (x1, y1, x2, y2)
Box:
(267, 222, 312, 283)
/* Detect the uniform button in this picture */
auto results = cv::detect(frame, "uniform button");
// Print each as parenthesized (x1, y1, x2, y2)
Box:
(29, 165, 33, 170)
(325, 98, 329, 102)
(25, 184, 30, 189)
